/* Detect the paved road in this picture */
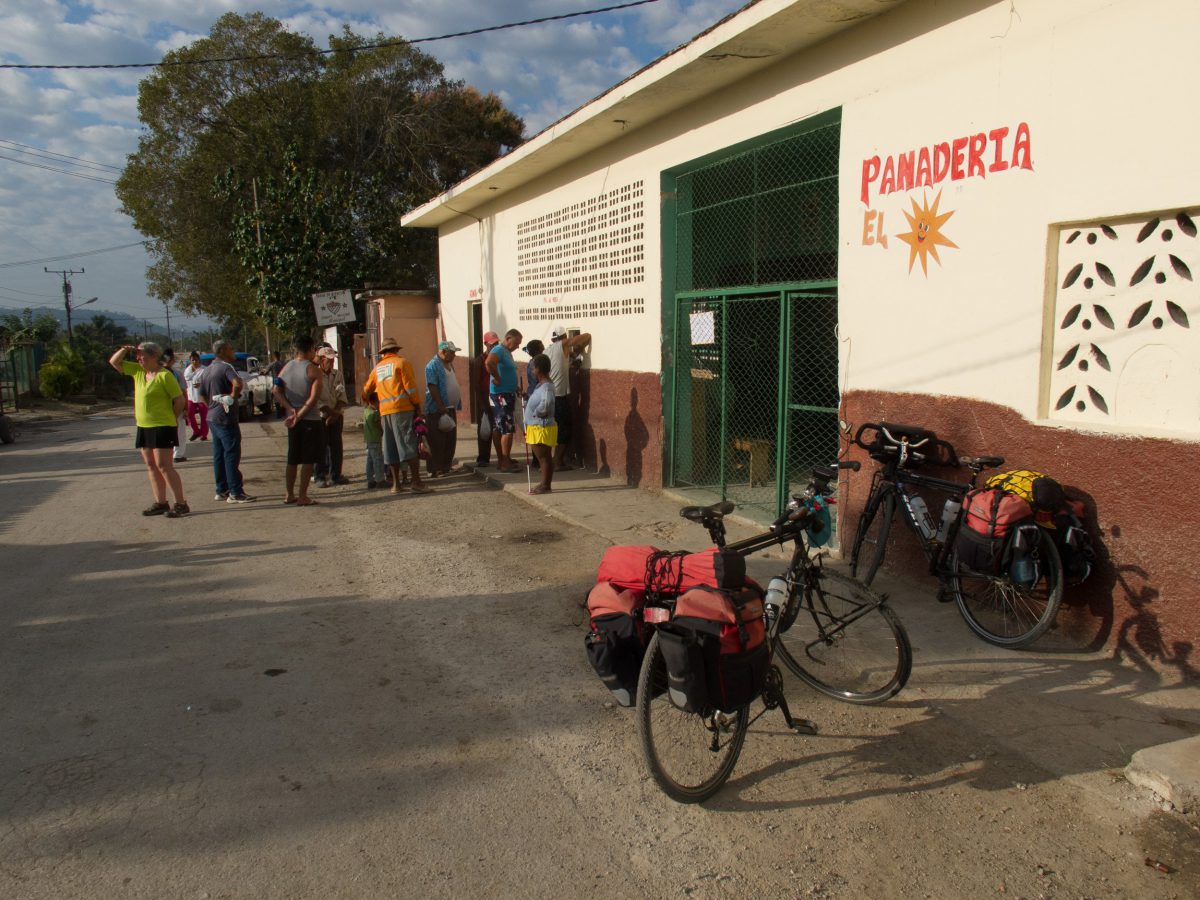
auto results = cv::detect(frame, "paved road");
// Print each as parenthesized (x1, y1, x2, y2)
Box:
(0, 415, 1196, 898)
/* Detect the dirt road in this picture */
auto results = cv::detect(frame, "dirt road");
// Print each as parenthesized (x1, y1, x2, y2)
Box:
(0, 415, 1196, 898)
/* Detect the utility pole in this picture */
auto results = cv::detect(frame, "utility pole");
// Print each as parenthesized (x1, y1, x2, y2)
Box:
(163, 301, 173, 347)
(45, 267, 84, 346)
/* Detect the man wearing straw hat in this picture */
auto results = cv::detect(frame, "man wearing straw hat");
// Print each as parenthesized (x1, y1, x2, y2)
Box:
(361, 337, 432, 495)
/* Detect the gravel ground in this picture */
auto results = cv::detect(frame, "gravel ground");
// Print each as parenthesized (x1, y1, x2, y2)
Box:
(0, 414, 1196, 898)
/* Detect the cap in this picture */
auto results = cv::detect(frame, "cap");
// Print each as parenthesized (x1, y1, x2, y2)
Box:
(550, 325, 567, 340)
(379, 337, 401, 353)
(316, 347, 336, 359)
(438, 340, 461, 353)
(482, 330, 500, 346)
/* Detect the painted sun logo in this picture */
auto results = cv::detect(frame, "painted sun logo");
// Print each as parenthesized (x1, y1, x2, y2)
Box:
(897, 189, 958, 275)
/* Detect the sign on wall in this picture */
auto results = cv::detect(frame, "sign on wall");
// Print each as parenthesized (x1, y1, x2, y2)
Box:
(312, 289, 356, 326)
(859, 121, 1034, 276)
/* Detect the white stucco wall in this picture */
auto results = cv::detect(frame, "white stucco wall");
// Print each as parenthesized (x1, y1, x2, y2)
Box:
(429, 0, 1200, 435)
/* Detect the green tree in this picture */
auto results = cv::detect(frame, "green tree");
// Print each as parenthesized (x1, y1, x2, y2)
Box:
(0, 309, 60, 345)
(118, 14, 524, 331)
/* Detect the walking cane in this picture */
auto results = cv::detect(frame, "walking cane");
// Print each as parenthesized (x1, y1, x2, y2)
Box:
(517, 390, 532, 493)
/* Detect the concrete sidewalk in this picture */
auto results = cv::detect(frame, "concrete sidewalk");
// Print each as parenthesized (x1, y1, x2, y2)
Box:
(455, 423, 1200, 822)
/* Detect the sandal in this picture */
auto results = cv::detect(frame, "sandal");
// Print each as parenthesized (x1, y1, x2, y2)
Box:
(142, 501, 170, 516)
(529, 485, 552, 495)
(165, 502, 190, 518)
(296, 497, 319, 506)
(283, 496, 298, 504)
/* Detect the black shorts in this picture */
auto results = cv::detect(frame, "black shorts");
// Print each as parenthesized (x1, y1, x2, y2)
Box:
(554, 396, 573, 443)
(135, 425, 178, 449)
(287, 419, 327, 466)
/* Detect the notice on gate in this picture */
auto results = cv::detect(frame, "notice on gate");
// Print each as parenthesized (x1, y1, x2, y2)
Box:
(689, 310, 715, 345)
(312, 289, 356, 327)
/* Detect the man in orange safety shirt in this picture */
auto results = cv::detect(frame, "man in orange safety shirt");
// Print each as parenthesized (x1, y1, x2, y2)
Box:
(361, 337, 432, 495)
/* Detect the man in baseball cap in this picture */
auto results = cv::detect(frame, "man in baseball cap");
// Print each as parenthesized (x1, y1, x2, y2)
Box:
(424, 340, 464, 477)
(545, 324, 591, 471)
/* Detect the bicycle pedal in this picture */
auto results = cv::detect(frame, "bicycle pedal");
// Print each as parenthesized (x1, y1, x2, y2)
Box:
(791, 719, 818, 735)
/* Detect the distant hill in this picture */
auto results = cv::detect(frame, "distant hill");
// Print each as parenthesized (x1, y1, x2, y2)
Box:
(5, 304, 214, 338)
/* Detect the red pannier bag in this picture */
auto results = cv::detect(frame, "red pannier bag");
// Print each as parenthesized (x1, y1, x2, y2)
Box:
(596, 545, 746, 592)
(954, 487, 1036, 574)
(583, 582, 646, 707)
(656, 585, 768, 713)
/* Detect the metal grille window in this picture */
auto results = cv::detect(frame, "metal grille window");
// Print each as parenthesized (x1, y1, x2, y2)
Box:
(666, 112, 841, 522)
(674, 121, 839, 291)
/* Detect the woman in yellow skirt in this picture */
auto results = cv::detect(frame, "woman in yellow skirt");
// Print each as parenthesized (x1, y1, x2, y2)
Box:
(524, 354, 557, 494)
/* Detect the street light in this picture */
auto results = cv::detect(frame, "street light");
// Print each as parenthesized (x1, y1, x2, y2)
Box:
(66, 296, 98, 347)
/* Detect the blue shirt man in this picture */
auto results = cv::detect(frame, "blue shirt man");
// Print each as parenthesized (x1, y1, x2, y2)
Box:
(484, 328, 523, 472)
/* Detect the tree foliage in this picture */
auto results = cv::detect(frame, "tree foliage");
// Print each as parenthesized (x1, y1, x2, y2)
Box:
(117, 14, 524, 331)
(0, 309, 60, 345)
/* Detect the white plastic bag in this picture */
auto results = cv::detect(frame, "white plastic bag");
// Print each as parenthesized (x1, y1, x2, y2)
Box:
(438, 413, 455, 432)
(478, 411, 491, 441)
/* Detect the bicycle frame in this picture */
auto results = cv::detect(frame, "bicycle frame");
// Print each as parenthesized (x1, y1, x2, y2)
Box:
(869, 465, 980, 578)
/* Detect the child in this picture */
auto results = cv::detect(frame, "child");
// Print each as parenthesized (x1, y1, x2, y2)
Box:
(524, 354, 556, 494)
(362, 391, 385, 489)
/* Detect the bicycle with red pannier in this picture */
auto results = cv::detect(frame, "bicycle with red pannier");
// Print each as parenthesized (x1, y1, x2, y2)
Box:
(585, 461, 911, 803)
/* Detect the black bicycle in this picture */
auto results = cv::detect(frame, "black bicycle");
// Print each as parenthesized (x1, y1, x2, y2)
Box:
(635, 461, 912, 802)
(848, 422, 1064, 648)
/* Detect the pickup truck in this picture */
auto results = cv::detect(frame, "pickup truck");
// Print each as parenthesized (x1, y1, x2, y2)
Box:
(199, 353, 275, 421)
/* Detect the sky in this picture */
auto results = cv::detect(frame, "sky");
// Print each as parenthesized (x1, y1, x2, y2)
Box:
(0, 0, 746, 333)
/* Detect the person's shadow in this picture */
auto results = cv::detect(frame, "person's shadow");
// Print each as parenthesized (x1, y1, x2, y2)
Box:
(623, 387, 649, 487)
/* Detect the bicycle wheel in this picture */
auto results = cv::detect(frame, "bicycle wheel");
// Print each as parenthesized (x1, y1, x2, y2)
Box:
(775, 568, 912, 704)
(635, 631, 749, 803)
(949, 533, 1064, 647)
(850, 486, 895, 586)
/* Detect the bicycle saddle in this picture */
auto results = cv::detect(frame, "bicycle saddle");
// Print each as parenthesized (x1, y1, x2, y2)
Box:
(959, 455, 1005, 470)
(680, 500, 735, 522)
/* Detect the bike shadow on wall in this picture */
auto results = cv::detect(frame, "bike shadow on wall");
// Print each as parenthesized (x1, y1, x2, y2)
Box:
(707, 650, 1200, 813)
(1037, 485, 1196, 681)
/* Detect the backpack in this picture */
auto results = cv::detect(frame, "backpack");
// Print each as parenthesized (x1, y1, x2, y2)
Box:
(985, 469, 1066, 510)
(596, 545, 746, 592)
(955, 487, 1039, 578)
(655, 585, 769, 713)
(986, 470, 1095, 585)
(1039, 497, 1095, 585)
(584, 582, 647, 707)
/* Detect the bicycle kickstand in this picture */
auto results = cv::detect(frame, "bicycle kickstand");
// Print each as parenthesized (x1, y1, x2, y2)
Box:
(763, 665, 818, 735)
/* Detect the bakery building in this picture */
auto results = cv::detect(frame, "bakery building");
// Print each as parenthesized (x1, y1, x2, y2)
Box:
(403, 0, 1199, 658)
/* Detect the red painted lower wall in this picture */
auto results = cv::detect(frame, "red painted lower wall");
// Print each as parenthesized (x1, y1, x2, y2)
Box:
(571, 368, 663, 488)
(842, 390, 1199, 676)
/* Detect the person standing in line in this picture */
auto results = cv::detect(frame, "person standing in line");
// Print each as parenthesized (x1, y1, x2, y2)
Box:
(360, 337, 432, 495)
(362, 390, 386, 488)
(161, 348, 190, 463)
(485, 328, 523, 473)
(545, 325, 591, 471)
(424, 340, 463, 478)
(313, 346, 349, 487)
(108, 342, 190, 517)
(183, 351, 209, 443)
(524, 354, 557, 494)
(199, 339, 255, 504)
(267, 351, 286, 417)
(273, 335, 325, 506)
(521, 340, 544, 402)
(473, 331, 499, 468)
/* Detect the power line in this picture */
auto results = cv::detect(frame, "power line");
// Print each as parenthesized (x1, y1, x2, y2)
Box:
(0, 0, 662, 71)
(0, 139, 123, 173)
(0, 153, 119, 185)
(0, 241, 149, 269)
(0, 284, 59, 298)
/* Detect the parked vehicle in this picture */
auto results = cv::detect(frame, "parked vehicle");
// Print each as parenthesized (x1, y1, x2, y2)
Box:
(199, 353, 274, 421)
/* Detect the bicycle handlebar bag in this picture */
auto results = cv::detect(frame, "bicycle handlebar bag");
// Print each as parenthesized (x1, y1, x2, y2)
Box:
(584, 582, 647, 707)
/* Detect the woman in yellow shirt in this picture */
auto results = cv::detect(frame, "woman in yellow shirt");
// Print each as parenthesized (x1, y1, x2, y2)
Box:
(108, 342, 190, 517)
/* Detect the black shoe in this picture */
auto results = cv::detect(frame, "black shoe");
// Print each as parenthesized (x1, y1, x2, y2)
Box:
(165, 502, 191, 518)
(332, 476, 350, 485)
(142, 502, 170, 516)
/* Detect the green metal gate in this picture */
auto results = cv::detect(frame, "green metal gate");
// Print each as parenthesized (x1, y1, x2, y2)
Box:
(664, 111, 840, 520)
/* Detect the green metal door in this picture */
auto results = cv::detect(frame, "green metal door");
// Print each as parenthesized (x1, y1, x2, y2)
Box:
(664, 111, 840, 520)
